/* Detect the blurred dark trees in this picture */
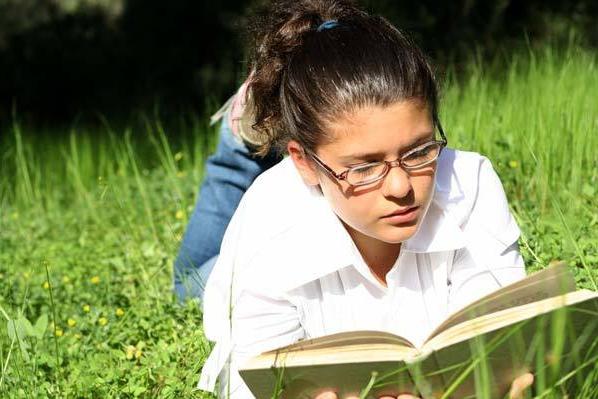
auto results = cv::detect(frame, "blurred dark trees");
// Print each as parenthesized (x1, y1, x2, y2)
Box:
(0, 0, 596, 127)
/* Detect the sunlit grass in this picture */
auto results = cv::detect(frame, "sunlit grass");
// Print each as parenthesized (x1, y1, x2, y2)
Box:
(1, 43, 597, 397)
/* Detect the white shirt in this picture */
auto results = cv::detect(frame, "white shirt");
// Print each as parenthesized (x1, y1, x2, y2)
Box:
(198, 148, 525, 398)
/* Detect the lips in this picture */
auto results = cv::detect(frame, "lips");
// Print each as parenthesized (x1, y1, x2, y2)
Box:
(380, 206, 420, 224)
(382, 206, 419, 218)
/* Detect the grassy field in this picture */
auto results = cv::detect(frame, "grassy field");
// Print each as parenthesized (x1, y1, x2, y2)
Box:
(1, 44, 597, 398)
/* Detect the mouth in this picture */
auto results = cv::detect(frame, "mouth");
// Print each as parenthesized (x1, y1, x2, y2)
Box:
(380, 206, 420, 224)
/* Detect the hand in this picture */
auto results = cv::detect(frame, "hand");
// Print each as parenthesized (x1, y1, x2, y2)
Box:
(313, 372, 534, 399)
(313, 391, 418, 399)
(509, 372, 534, 399)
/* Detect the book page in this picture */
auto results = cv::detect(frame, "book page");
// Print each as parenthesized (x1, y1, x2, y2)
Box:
(240, 291, 598, 399)
(241, 358, 419, 399)
(425, 289, 597, 351)
(270, 330, 415, 353)
(418, 290, 598, 398)
(242, 331, 417, 372)
(426, 262, 576, 341)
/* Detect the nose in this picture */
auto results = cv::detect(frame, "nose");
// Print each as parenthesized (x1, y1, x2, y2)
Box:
(381, 162, 412, 199)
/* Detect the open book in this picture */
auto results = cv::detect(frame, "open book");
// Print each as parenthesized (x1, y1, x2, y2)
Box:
(239, 263, 598, 398)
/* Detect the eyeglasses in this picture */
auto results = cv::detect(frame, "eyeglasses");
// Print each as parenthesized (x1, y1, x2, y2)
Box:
(306, 123, 447, 187)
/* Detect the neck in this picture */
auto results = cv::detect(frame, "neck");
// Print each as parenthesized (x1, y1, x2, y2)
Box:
(343, 223, 401, 286)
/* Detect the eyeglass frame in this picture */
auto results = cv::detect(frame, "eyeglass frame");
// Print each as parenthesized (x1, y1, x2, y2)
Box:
(305, 122, 448, 187)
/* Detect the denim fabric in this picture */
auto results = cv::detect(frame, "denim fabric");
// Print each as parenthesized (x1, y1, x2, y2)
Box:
(173, 116, 281, 302)
(174, 255, 218, 301)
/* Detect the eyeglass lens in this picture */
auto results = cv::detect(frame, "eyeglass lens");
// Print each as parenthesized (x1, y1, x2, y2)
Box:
(346, 142, 442, 185)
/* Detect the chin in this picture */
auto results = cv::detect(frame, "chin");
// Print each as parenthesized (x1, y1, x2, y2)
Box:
(376, 222, 420, 244)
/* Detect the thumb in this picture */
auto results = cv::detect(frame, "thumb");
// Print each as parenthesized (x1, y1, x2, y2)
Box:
(509, 372, 534, 399)
(314, 391, 338, 399)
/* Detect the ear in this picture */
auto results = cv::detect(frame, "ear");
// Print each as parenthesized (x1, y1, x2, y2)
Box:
(287, 140, 320, 186)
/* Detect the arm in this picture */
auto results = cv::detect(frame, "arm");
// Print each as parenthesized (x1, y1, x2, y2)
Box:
(448, 156, 526, 313)
(220, 289, 306, 399)
(197, 181, 304, 399)
(443, 157, 533, 398)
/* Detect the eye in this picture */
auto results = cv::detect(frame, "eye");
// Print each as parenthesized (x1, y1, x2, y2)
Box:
(354, 165, 377, 176)
(403, 143, 438, 163)
(346, 164, 383, 185)
(411, 146, 432, 158)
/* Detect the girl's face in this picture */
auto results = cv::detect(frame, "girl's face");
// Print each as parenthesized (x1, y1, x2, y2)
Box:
(290, 99, 437, 251)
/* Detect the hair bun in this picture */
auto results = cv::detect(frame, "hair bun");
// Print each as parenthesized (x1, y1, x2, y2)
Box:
(245, 0, 364, 155)
(244, 0, 438, 158)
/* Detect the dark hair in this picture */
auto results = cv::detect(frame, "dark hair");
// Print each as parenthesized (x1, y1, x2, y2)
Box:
(246, 0, 439, 156)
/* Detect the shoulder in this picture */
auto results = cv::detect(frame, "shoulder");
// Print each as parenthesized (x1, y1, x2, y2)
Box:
(435, 148, 507, 218)
(434, 148, 520, 253)
(236, 157, 315, 237)
(435, 148, 490, 210)
(217, 157, 333, 280)
(202, 158, 316, 337)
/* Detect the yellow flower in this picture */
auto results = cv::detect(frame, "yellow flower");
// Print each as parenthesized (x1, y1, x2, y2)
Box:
(125, 345, 136, 360)
(42, 281, 50, 289)
(90, 276, 100, 284)
(508, 160, 519, 168)
(98, 317, 108, 326)
(175, 210, 185, 220)
(55, 328, 64, 337)
(67, 318, 76, 327)
(62, 276, 71, 284)
(135, 349, 143, 359)
(82, 304, 91, 313)
(115, 308, 125, 317)
(174, 152, 184, 161)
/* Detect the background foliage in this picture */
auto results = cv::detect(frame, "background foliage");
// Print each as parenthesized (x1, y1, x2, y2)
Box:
(1, 43, 597, 397)
(0, 0, 597, 126)
(1, 0, 597, 397)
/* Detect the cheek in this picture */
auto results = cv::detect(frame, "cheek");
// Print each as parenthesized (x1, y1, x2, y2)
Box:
(318, 171, 436, 228)
(412, 174, 435, 201)
(320, 181, 375, 222)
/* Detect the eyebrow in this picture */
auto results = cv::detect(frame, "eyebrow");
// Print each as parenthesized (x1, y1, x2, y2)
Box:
(338, 131, 435, 163)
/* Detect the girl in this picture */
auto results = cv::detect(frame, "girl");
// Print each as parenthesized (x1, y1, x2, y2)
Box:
(197, 0, 533, 397)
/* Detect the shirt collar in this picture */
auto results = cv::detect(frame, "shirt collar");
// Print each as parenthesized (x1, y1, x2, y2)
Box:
(403, 148, 469, 253)
(251, 151, 468, 294)
(258, 186, 465, 295)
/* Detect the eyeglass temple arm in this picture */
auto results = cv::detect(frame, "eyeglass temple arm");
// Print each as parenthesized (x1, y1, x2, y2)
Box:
(436, 120, 448, 145)
(305, 150, 346, 180)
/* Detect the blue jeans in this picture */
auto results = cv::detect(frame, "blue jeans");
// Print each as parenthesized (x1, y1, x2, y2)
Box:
(173, 116, 281, 301)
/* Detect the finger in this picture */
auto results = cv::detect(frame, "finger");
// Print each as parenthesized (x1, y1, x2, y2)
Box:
(346, 396, 396, 399)
(396, 395, 420, 399)
(314, 391, 338, 399)
(509, 372, 534, 399)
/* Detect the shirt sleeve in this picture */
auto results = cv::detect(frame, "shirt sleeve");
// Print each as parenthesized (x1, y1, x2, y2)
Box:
(447, 157, 526, 313)
(216, 289, 306, 399)
(198, 190, 306, 398)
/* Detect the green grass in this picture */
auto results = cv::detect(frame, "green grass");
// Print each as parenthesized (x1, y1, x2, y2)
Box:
(1, 44, 597, 398)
